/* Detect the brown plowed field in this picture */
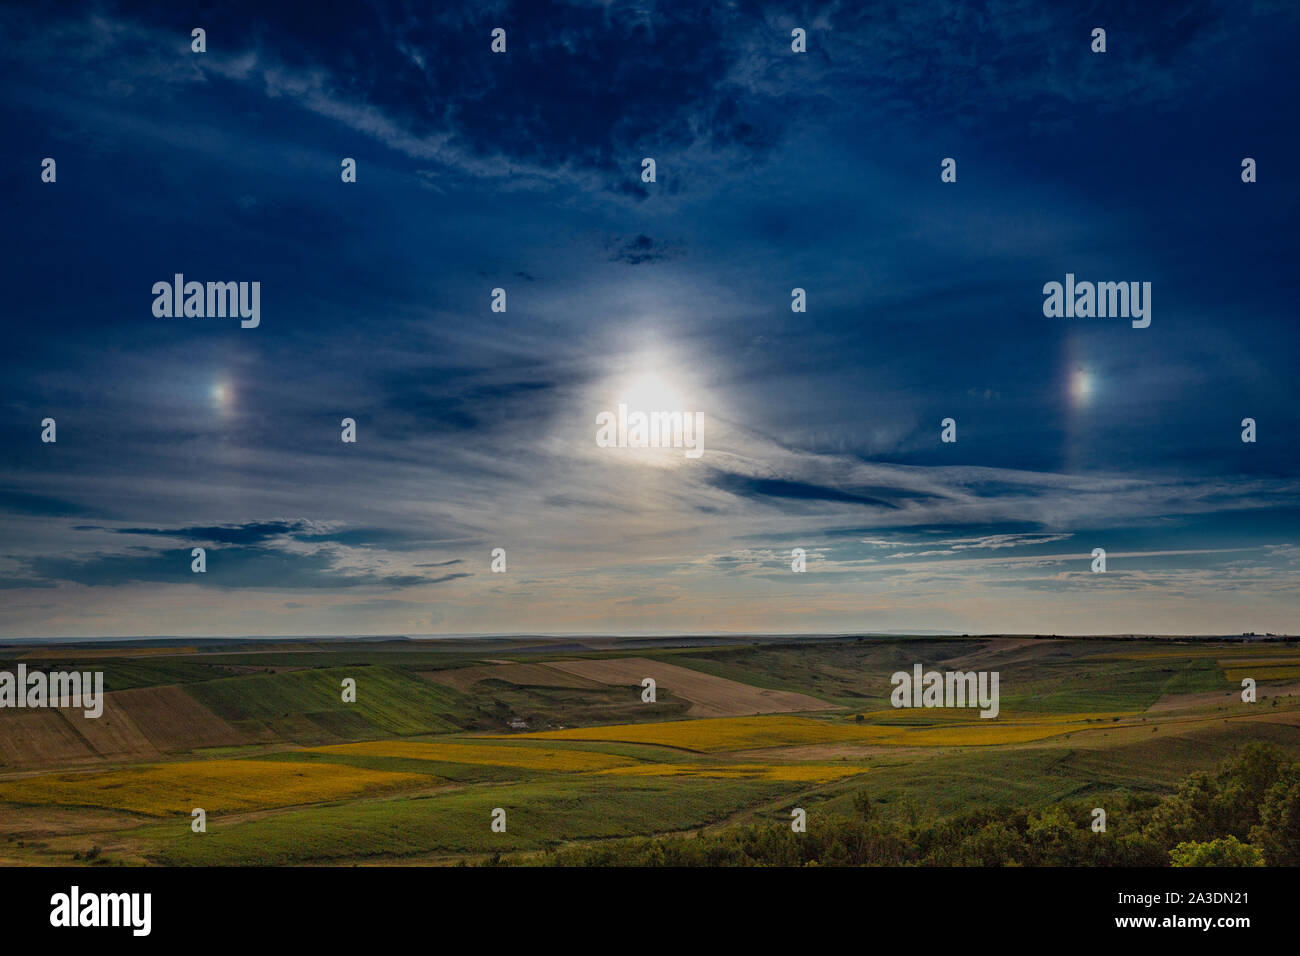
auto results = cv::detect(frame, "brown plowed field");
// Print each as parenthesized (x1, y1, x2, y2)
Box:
(110, 685, 250, 751)
(541, 658, 833, 717)
(0, 710, 95, 768)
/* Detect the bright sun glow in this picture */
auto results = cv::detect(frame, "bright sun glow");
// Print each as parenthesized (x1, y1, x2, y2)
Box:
(619, 371, 685, 411)
(593, 360, 705, 468)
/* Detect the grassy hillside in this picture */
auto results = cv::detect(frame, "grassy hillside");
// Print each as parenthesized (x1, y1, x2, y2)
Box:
(185, 665, 467, 739)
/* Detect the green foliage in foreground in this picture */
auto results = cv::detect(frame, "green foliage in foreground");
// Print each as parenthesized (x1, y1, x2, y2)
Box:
(1170, 836, 1264, 867)
(525, 743, 1300, 867)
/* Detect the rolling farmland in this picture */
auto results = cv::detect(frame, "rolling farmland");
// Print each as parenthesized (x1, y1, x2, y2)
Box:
(0, 633, 1297, 866)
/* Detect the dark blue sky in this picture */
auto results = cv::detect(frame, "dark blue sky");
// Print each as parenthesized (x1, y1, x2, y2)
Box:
(1, 1, 1297, 636)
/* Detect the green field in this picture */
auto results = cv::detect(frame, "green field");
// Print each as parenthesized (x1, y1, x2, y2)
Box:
(184, 665, 467, 738)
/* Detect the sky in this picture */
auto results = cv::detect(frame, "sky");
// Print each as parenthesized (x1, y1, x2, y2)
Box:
(1, 0, 1297, 638)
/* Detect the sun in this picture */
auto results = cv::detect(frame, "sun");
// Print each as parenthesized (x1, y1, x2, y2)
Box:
(619, 371, 685, 411)
(591, 359, 706, 467)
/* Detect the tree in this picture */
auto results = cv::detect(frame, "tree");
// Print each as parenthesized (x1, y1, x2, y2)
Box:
(1251, 765, 1300, 865)
(1169, 836, 1264, 867)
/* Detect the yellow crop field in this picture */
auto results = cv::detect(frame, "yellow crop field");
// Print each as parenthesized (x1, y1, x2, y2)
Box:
(0, 759, 421, 816)
(307, 740, 640, 771)
(498, 716, 840, 751)
(595, 762, 868, 782)
(1217, 656, 1300, 668)
(882, 723, 1101, 745)
(1224, 665, 1300, 683)
(870, 709, 1137, 726)
(498, 714, 1116, 752)
(307, 740, 863, 779)
(1106, 646, 1300, 662)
